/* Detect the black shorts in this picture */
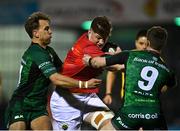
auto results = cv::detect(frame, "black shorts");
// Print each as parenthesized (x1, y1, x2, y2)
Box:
(5, 99, 48, 129)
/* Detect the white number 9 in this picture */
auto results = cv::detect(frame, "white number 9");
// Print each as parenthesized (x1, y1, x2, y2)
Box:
(138, 66, 158, 91)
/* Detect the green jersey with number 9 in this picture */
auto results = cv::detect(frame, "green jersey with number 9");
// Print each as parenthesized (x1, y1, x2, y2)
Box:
(105, 50, 176, 129)
(106, 50, 175, 109)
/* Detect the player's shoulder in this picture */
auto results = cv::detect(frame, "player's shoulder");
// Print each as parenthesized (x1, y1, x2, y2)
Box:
(46, 45, 54, 50)
(129, 49, 147, 54)
(28, 43, 43, 52)
(26, 44, 49, 58)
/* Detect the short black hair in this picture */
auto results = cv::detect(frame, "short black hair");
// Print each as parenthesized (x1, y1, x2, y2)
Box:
(135, 29, 147, 40)
(90, 16, 112, 40)
(24, 11, 50, 38)
(147, 26, 168, 50)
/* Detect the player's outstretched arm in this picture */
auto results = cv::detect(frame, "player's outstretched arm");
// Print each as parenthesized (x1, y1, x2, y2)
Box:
(83, 54, 106, 68)
(50, 73, 102, 88)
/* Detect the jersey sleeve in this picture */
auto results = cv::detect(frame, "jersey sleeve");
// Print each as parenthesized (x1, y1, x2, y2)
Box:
(105, 51, 129, 66)
(32, 51, 57, 78)
(47, 46, 63, 71)
(166, 71, 177, 88)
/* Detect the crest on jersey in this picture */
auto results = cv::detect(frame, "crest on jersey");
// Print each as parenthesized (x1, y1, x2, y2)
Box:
(62, 123, 68, 130)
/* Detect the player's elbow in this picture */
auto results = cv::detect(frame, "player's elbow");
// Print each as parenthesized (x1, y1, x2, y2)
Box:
(49, 73, 62, 86)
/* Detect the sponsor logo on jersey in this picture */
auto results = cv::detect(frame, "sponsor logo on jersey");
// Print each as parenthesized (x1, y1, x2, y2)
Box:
(116, 117, 129, 128)
(134, 90, 153, 97)
(152, 56, 158, 61)
(133, 57, 169, 72)
(62, 123, 68, 130)
(39, 61, 51, 68)
(128, 113, 158, 119)
(154, 61, 169, 72)
(44, 67, 56, 73)
(14, 115, 24, 119)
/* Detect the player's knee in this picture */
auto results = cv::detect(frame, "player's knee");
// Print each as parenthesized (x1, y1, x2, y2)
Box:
(90, 111, 114, 129)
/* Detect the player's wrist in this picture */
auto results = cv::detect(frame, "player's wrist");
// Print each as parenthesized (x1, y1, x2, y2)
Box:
(79, 81, 88, 88)
(79, 81, 83, 88)
(85, 81, 88, 88)
(105, 93, 112, 96)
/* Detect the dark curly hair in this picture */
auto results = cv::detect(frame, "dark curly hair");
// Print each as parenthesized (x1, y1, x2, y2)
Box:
(24, 12, 50, 38)
(91, 16, 112, 40)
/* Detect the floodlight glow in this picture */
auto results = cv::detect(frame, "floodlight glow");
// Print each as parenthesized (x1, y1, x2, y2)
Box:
(174, 17, 180, 26)
(81, 21, 92, 30)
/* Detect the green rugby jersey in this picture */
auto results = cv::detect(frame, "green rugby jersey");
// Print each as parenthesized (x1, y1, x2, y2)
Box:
(106, 50, 176, 110)
(11, 43, 62, 110)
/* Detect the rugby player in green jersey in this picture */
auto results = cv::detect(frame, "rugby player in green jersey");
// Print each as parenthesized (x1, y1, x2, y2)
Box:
(103, 29, 148, 105)
(84, 26, 176, 130)
(5, 12, 101, 130)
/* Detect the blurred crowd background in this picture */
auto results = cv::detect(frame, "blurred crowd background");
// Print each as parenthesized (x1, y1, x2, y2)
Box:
(0, 0, 180, 129)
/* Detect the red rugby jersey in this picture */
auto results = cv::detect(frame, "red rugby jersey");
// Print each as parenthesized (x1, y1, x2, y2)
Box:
(61, 33, 104, 93)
